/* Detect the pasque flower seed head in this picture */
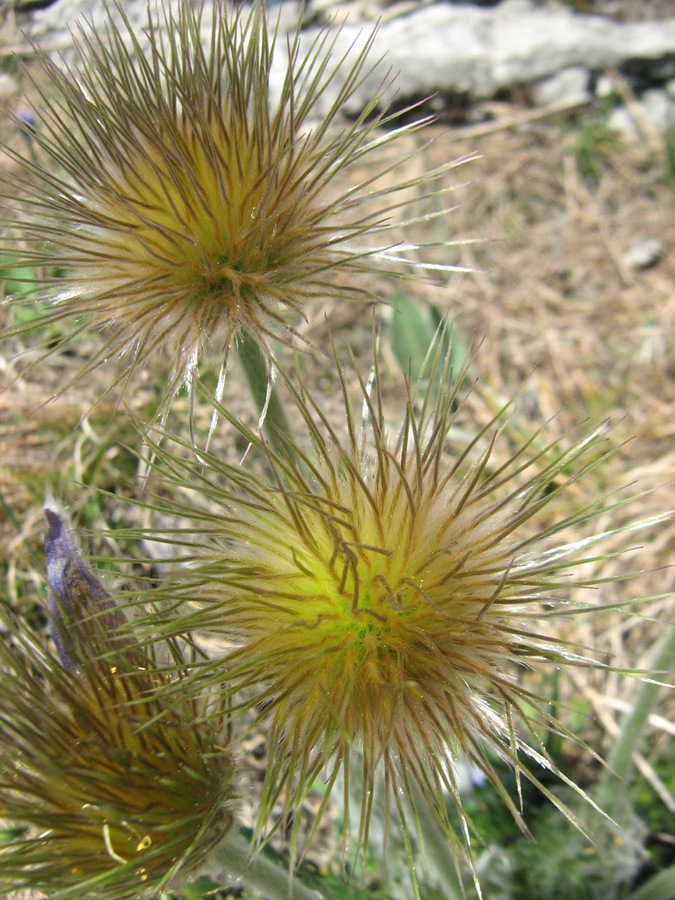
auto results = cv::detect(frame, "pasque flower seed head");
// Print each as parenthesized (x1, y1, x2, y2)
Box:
(1, 0, 471, 410)
(0, 507, 235, 899)
(135, 342, 649, 894)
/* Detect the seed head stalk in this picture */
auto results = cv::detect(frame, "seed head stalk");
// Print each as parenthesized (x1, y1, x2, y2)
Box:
(597, 621, 675, 816)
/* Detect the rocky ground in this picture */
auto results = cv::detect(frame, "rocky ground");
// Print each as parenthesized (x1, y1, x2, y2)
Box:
(2, 0, 675, 143)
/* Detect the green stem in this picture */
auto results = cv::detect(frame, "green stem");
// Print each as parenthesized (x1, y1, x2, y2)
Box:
(237, 331, 292, 453)
(598, 622, 675, 814)
(629, 863, 675, 900)
(209, 830, 325, 900)
(408, 781, 465, 900)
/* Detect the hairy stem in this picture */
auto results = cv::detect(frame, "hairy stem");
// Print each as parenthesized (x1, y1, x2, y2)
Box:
(209, 830, 325, 900)
(629, 862, 675, 900)
(598, 622, 675, 814)
(237, 330, 292, 452)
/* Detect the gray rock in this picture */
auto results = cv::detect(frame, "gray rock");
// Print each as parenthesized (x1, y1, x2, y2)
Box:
(641, 88, 675, 132)
(608, 105, 641, 141)
(23, 0, 675, 125)
(270, 0, 675, 117)
(608, 90, 675, 141)
(621, 238, 665, 271)
(532, 66, 591, 108)
(0, 72, 18, 97)
(595, 72, 618, 100)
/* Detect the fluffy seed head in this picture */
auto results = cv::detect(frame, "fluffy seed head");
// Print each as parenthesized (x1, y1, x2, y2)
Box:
(2, 0, 469, 407)
(0, 510, 235, 899)
(139, 342, 638, 890)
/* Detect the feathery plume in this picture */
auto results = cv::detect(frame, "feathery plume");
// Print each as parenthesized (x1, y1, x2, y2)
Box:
(132, 339, 650, 895)
(1, 0, 471, 411)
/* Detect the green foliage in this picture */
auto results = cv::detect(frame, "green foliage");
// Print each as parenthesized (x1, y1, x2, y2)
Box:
(565, 114, 621, 182)
(630, 864, 675, 900)
(661, 129, 675, 186)
(630, 752, 675, 837)
(163, 878, 233, 899)
(0, 256, 35, 298)
(0, 826, 28, 842)
(0, 49, 19, 76)
(296, 871, 399, 900)
(508, 800, 648, 900)
(390, 291, 441, 381)
(390, 290, 468, 385)
(1, 259, 73, 345)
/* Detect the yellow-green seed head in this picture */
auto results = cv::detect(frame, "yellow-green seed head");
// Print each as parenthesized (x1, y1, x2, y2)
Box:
(1, 0, 470, 408)
(139, 343, 645, 887)
(0, 511, 235, 899)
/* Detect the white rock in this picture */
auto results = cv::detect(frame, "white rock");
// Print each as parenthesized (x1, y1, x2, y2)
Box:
(532, 67, 591, 107)
(621, 239, 665, 271)
(271, 0, 675, 117)
(24, 0, 675, 118)
(264, 1, 305, 36)
(609, 90, 675, 141)
(0, 73, 18, 97)
(641, 88, 675, 132)
(608, 105, 641, 141)
(595, 72, 618, 100)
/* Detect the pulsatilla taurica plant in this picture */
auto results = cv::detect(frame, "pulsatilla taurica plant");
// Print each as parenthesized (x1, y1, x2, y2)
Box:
(0, 0, 470, 412)
(1, 1, 670, 899)
(0, 506, 235, 900)
(130, 344, 650, 897)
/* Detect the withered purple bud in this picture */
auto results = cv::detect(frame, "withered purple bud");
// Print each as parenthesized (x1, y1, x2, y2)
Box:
(44, 506, 127, 668)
